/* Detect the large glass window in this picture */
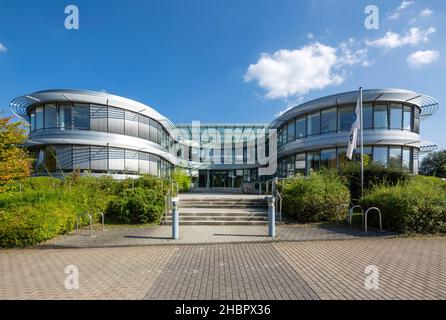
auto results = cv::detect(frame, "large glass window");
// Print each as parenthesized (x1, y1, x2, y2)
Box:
(59, 104, 72, 129)
(373, 147, 388, 166)
(125, 111, 138, 137)
(321, 108, 337, 134)
(73, 104, 90, 130)
(44, 146, 57, 172)
(307, 112, 320, 136)
(295, 153, 306, 175)
(91, 146, 108, 171)
(338, 105, 354, 131)
(295, 117, 306, 139)
(374, 104, 388, 129)
(307, 151, 320, 173)
(402, 148, 412, 171)
(30, 110, 35, 132)
(363, 103, 373, 129)
(414, 108, 420, 133)
(138, 115, 150, 140)
(320, 149, 337, 168)
(108, 107, 124, 134)
(389, 147, 402, 168)
(90, 104, 108, 132)
(287, 120, 295, 142)
(149, 118, 158, 143)
(35, 106, 44, 130)
(44, 104, 57, 129)
(390, 103, 403, 130)
(403, 106, 413, 131)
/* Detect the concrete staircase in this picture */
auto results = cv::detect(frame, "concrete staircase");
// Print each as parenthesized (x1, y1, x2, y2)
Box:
(164, 194, 268, 226)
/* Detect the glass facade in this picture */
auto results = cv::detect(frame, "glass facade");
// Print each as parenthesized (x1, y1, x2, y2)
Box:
(278, 146, 415, 178)
(27, 102, 171, 150)
(277, 101, 418, 148)
(33, 144, 172, 178)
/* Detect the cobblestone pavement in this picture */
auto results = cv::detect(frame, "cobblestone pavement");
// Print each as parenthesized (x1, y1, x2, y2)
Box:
(39, 224, 396, 248)
(1, 237, 445, 300)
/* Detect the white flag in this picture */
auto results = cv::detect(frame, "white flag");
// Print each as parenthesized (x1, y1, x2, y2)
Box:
(346, 94, 361, 160)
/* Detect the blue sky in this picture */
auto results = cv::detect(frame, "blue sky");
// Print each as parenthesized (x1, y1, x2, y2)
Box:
(0, 0, 445, 149)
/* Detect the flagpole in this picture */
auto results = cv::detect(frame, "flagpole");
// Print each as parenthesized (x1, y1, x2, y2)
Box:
(359, 87, 364, 198)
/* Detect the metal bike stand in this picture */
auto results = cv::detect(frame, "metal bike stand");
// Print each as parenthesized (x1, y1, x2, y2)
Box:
(76, 211, 93, 237)
(348, 205, 365, 230)
(364, 207, 382, 233)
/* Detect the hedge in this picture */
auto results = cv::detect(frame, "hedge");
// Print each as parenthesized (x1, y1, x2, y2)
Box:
(360, 176, 446, 234)
(282, 171, 351, 223)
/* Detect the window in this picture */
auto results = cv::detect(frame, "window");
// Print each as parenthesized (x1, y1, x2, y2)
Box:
(73, 146, 90, 170)
(414, 108, 420, 133)
(307, 112, 320, 136)
(402, 148, 412, 171)
(108, 107, 124, 134)
(374, 104, 388, 129)
(73, 104, 90, 130)
(56, 145, 72, 170)
(338, 106, 354, 131)
(125, 111, 138, 137)
(363, 103, 373, 129)
(337, 148, 348, 168)
(35, 106, 44, 130)
(295, 117, 306, 139)
(320, 149, 337, 168)
(108, 148, 124, 171)
(321, 108, 337, 134)
(138, 115, 150, 140)
(403, 106, 413, 131)
(90, 105, 108, 132)
(149, 118, 158, 143)
(138, 152, 150, 174)
(91, 147, 108, 171)
(30, 109, 35, 132)
(295, 153, 306, 175)
(307, 151, 320, 173)
(44, 146, 57, 172)
(59, 104, 72, 129)
(44, 104, 57, 129)
(389, 147, 402, 168)
(373, 147, 388, 166)
(390, 103, 403, 130)
(287, 155, 295, 177)
(287, 120, 295, 142)
(125, 150, 139, 173)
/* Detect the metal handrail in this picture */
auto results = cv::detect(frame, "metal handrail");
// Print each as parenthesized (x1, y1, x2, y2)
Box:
(76, 211, 92, 237)
(365, 207, 383, 233)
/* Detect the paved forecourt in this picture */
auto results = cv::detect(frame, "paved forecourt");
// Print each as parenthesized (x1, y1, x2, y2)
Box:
(1, 237, 445, 300)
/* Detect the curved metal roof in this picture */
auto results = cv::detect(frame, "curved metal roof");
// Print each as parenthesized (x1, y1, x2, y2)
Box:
(270, 88, 439, 129)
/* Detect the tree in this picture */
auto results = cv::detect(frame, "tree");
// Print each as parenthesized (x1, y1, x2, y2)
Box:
(0, 116, 32, 188)
(419, 150, 446, 178)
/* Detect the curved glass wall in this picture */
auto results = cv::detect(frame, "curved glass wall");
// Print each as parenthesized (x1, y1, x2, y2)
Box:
(27, 103, 171, 150)
(278, 102, 419, 148)
(31, 144, 173, 178)
(277, 146, 415, 177)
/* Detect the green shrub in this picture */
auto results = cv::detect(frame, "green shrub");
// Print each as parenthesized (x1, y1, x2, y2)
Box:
(171, 169, 191, 193)
(339, 162, 409, 202)
(360, 176, 446, 234)
(282, 171, 351, 223)
(106, 187, 164, 224)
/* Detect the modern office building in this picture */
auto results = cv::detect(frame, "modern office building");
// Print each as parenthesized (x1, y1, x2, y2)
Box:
(10, 88, 438, 190)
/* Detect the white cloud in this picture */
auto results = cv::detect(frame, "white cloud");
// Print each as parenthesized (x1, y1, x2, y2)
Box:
(398, 1, 414, 11)
(407, 50, 439, 68)
(0, 42, 7, 53)
(386, 1, 414, 20)
(366, 27, 436, 49)
(420, 8, 434, 17)
(307, 33, 315, 40)
(244, 41, 369, 99)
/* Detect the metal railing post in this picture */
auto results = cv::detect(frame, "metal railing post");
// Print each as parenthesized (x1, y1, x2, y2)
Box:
(266, 195, 276, 237)
(348, 205, 364, 230)
(98, 211, 105, 231)
(172, 197, 179, 240)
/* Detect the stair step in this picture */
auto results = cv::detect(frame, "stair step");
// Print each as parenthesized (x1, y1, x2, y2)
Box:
(164, 221, 269, 226)
(166, 216, 268, 222)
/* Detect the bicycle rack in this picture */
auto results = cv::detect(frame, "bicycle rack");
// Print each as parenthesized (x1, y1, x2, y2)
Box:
(365, 207, 382, 233)
(76, 211, 93, 237)
(98, 210, 105, 231)
(348, 205, 365, 230)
